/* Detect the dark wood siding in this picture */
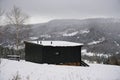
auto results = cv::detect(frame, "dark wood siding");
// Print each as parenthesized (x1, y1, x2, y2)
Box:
(42, 46, 81, 64)
(25, 42, 43, 63)
(25, 41, 82, 66)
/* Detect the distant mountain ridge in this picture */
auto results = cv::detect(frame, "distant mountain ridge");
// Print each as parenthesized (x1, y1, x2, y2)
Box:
(30, 18, 120, 55)
(1, 18, 120, 55)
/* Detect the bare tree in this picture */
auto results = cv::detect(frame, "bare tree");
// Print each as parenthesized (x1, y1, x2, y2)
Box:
(0, 8, 4, 18)
(0, 8, 4, 28)
(0, 8, 4, 63)
(0, 8, 4, 31)
(6, 6, 29, 50)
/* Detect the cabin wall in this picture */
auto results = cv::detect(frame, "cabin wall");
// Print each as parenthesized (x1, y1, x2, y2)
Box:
(25, 42, 82, 66)
(25, 42, 43, 63)
(43, 46, 81, 65)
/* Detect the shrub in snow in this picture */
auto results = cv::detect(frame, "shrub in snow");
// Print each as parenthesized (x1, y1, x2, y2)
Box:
(11, 72, 21, 80)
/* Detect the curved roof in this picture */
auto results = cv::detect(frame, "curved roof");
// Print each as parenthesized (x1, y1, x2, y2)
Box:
(27, 41, 83, 47)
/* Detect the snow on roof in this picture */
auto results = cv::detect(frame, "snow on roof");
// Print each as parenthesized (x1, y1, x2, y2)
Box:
(27, 41, 83, 47)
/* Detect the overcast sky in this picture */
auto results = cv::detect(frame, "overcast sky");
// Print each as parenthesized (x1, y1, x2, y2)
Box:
(0, 0, 120, 24)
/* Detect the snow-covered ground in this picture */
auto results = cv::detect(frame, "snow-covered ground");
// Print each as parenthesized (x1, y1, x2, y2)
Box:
(63, 31, 79, 36)
(87, 37, 105, 45)
(0, 59, 120, 80)
(82, 49, 111, 58)
(62, 30, 89, 37)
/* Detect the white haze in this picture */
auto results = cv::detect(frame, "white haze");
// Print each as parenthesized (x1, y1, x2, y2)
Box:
(0, 0, 120, 24)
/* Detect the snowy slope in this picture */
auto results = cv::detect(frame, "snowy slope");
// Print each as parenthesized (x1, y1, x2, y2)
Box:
(81, 49, 110, 58)
(0, 59, 120, 80)
(63, 31, 79, 36)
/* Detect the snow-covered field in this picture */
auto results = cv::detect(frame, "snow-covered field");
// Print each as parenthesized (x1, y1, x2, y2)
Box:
(0, 59, 120, 80)
(81, 49, 111, 58)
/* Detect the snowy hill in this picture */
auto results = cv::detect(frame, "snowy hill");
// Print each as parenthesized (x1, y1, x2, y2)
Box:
(0, 59, 120, 80)
(29, 18, 120, 55)
(1, 18, 120, 55)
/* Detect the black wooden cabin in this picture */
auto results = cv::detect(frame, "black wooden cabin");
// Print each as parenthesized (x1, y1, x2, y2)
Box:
(24, 41, 85, 66)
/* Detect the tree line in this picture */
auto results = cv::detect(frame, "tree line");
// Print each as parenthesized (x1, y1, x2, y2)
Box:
(82, 54, 120, 66)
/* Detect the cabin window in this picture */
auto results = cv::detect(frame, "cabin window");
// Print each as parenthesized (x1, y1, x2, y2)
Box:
(55, 52, 59, 55)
